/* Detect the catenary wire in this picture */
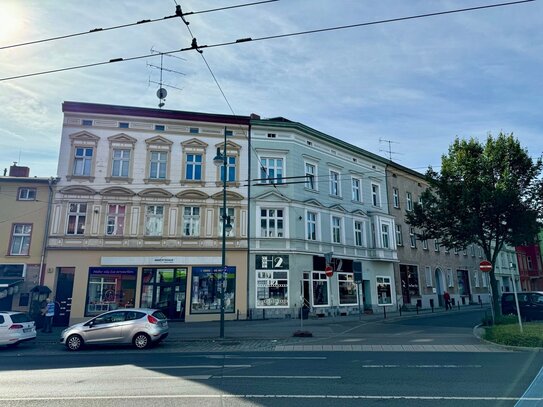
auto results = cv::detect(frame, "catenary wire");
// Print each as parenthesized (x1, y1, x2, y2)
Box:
(0, 0, 534, 82)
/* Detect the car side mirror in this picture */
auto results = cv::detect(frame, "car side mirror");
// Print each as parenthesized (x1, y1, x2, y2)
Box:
(86, 320, 94, 327)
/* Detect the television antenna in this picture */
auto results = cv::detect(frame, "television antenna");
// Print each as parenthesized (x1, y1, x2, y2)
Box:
(379, 138, 401, 160)
(148, 47, 186, 108)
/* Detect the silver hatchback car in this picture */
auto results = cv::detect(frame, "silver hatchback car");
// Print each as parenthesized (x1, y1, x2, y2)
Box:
(60, 308, 168, 351)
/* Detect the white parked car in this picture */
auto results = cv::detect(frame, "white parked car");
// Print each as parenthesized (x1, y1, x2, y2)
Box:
(0, 311, 37, 347)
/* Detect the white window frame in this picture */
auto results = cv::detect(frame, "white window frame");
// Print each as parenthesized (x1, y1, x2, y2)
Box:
(10, 224, 32, 255)
(422, 239, 428, 250)
(393, 188, 400, 208)
(219, 207, 235, 237)
(106, 204, 126, 236)
(434, 240, 440, 252)
(406, 192, 413, 211)
(311, 271, 330, 307)
(304, 162, 317, 190)
(183, 206, 200, 237)
(409, 227, 416, 248)
(149, 151, 168, 179)
(256, 269, 289, 308)
(331, 215, 343, 244)
(395, 224, 403, 246)
(475, 271, 480, 288)
(330, 170, 341, 197)
(337, 272, 358, 306)
(260, 208, 285, 238)
(73, 147, 93, 176)
(371, 183, 381, 207)
(260, 157, 284, 184)
(66, 203, 87, 235)
(111, 148, 131, 178)
(425, 266, 433, 287)
(381, 224, 390, 249)
(306, 211, 318, 241)
(447, 268, 454, 288)
(145, 205, 164, 236)
(354, 220, 364, 247)
(351, 177, 361, 202)
(18, 188, 36, 201)
(185, 153, 203, 181)
(220, 156, 236, 182)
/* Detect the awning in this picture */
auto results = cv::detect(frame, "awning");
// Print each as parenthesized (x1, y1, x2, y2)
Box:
(0, 278, 24, 288)
(30, 285, 52, 294)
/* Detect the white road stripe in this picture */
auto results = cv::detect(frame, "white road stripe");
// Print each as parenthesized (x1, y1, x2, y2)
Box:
(203, 355, 327, 360)
(0, 394, 539, 401)
(215, 375, 342, 379)
(144, 364, 251, 369)
(362, 364, 481, 368)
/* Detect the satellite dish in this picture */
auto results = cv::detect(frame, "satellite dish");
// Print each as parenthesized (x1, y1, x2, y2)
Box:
(156, 88, 167, 99)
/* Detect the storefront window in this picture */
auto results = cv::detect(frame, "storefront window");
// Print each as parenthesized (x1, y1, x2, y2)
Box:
(256, 270, 289, 307)
(190, 266, 236, 314)
(312, 271, 329, 306)
(377, 276, 392, 305)
(141, 268, 187, 320)
(86, 267, 137, 316)
(338, 272, 357, 305)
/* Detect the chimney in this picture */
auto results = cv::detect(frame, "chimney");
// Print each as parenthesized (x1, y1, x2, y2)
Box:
(250, 113, 261, 120)
(9, 162, 30, 177)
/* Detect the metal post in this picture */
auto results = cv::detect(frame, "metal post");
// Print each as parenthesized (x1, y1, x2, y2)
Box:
(219, 127, 228, 339)
(511, 270, 523, 333)
(357, 282, 363, 321)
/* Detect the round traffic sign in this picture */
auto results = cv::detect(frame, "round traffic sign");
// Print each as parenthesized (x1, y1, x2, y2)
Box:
(325, 265, 333, 277)
(480, 260, 492, 272)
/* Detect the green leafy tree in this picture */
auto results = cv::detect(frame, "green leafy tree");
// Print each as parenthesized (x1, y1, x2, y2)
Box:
(406, 133, 542, 316)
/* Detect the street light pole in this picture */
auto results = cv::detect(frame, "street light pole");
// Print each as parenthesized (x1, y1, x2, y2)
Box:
(214, 126, 232, 339)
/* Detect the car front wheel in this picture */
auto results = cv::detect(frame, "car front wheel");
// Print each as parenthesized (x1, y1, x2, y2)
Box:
(66, 334, 83, 351)
(133, 333, 150, 349)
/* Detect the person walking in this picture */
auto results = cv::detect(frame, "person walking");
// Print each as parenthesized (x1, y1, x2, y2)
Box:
(443, 291, 451, 311)
(41, 297, 55, 333)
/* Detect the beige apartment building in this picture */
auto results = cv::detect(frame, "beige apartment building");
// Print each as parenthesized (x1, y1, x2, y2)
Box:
(0, 164, 56, 313)
(44, 102, 250, 325)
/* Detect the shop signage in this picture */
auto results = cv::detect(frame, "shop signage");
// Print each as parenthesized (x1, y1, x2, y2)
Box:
(101, 256, 221, 266)
(89, 267, 137, 275)
(256, 255, 289, 270)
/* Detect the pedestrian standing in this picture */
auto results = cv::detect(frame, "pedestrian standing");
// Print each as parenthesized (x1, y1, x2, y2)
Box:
(443, 291, 451, 311)
(42, 297, 55, 333)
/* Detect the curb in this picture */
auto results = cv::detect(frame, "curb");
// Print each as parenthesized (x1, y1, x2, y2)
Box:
(473, 324, 543, 352)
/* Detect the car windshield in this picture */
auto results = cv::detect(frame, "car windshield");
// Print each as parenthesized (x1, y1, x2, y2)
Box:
(10, 313, 32, 323)
(152, 311, 167, 320)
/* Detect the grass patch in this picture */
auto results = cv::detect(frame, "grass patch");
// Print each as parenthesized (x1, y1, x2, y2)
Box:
(484, 322, 543, 347)
(481, 314, 519, 326)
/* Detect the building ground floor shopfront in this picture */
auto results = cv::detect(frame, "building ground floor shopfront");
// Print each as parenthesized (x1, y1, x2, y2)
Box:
(43, 249, 248, 326)
(248, 252, 396, 319)
(0, 263, 42, 313)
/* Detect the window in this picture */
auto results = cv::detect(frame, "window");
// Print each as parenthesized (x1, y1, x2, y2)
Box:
(409, 227, 416, 248)
(475, 271, 480, 288)
(183, 207, 200, 236)
(434, 240, 440, 252)
(305, 163, 316, 190)
(377, 276, 392, 305)
(190, 266, 236, 314)
(470, 244, 475, 257)
(331, 216, 342, 244)
(260, 157, 283, 184)
(106, 204, 125, 236)
(338, 273, 357, 305)
(10, 224, 32, 255)
(406, 192, 413, 211)
(312, 272, 329, 306)
(86, 267, 136, 316)
(225, 130, 233, 136)
(352, 178, 361, 202)
(82, 119, 93, 126)
(189, 127, 199, 134)
(256, 269, 289, 307)
(425, 266, 433, 287)
(482, 272, 488, 287)
(260, 209, 284, 237)
(119, 122, 129, 128)
(267, 133, 276, 138)
(422, 239, 428, 250)
(528, 256, 533, 270)
(447, 269, 454, 287)
(145, 205, 164, 236)
(396, 224, 403, 246)
(67, 203, 87, 235)
(393, 188, 400, 208)
(219, 207, 235, 237)
(111, 149, 131, 177)
(381, 224, 390, 249)
(330, 171, 340, 196)
(185, 154, 202, 181)
(149, 151, 168, 179)
(73, 147, 93, 176)
(18, 188, 36, 201)
(154, 124, 165, 131)
(354, 221, 364, 247)
(371, 184, 380, 206)
(220, 156, 236, 182)
(306, 211, 317, 241)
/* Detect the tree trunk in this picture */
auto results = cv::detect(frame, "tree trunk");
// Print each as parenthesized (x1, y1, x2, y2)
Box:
(489, 268, 502, 319)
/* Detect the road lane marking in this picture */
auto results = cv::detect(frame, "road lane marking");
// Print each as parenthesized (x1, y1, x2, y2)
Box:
(214, 375, 342, 379)
(0, 394, 540, 401)
(361, 364, 482, 368)
(515, 364, 543, 407)
(203, 355, 327, 360)
(144, 364, 251, 369)
(132, 375, 212, 380)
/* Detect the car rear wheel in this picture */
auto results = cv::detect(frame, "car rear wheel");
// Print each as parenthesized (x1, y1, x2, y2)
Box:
(66, 334, 83, 351)
(133, 333, 150, 349)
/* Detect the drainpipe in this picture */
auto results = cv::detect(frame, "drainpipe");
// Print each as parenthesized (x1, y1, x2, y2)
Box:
(246, 120, 252, 320)
(39, 177, 57, 285)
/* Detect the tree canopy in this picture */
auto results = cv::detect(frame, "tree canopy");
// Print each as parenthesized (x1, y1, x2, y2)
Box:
(406, 133, 543, 316)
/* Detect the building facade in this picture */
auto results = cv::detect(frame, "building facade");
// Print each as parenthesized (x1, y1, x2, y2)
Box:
(0, 164, 55, 312)
(515, 244, 543, 291)
(386, 163, 491, 308)
(44, 102, 250, 325)
(248, 117, 397, 319)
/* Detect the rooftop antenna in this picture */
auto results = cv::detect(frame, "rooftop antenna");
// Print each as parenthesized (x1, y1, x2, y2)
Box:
(379, 138, 401, 160)
(148, 47, 186, 108)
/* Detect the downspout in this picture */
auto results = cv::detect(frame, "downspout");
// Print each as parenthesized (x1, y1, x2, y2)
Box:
(246, 120, 252, 320)
(39, 177, 56, 285)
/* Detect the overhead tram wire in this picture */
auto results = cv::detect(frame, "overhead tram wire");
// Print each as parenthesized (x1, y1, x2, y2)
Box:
(0, 0, 534, 82)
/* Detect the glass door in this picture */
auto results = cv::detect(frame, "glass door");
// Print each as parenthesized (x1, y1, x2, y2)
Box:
(141, 267, 187, 320)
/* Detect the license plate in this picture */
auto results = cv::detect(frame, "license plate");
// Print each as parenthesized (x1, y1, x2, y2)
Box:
(23, 328, 32, 333)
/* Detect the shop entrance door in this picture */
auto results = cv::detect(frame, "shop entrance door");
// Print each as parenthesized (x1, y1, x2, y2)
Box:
(141, 268, 187, 320)
(54, 267, 74, 326)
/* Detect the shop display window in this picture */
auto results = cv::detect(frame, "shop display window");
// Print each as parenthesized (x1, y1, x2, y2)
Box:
(377, 276, 392, 305)
(190, 266, 235, 314)
(256, 270, 289, 307)
(85, 267, 137, 316)
(312, 271, 329, 306)
(338, 272, 357, 305)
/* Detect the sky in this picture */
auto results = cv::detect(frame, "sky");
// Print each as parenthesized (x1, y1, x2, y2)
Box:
(0, 0, 541, 177)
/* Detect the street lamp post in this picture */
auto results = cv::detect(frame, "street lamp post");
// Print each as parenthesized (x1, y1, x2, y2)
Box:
(213, 126, 232, 339)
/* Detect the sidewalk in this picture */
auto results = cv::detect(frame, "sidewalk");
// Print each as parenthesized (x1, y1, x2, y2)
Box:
(35, 304, 488, 346)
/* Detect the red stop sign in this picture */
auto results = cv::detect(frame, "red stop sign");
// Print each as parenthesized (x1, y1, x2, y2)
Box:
(325, 265, 333, 277)
(480, 260, 492, 272)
